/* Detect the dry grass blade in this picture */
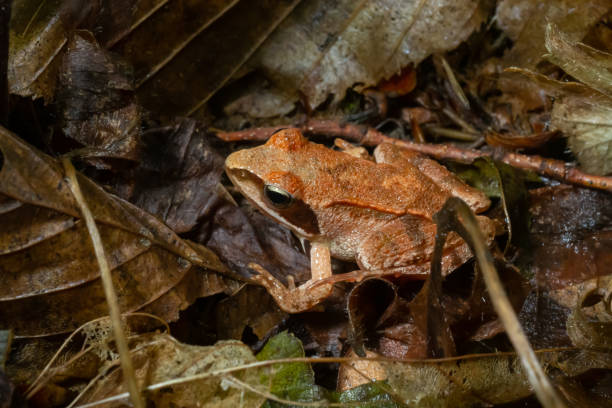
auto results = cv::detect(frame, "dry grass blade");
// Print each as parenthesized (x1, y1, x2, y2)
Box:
(62, 158, 144, 408)
(432, 197, 566, 408)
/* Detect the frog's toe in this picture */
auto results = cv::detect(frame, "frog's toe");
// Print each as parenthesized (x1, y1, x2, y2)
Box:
(248, 263, 333, 313)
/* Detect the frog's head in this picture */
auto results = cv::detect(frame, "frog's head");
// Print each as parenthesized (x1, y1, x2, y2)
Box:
(225, 129, 320, 239)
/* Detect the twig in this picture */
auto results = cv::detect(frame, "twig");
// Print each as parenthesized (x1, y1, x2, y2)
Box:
(433, 198, 566, 408)
(215, 120, 612, 192)
(62, 159, 144, 408)
(439, 55, 470, 109)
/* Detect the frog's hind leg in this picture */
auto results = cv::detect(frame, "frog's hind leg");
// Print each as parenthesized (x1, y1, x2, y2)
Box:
(249, 241, 334, 313)
(374, 144, 491, 213)
(356, 214, 494, 278)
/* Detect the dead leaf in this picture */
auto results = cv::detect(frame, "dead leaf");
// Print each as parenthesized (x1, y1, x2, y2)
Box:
(133, 0, 301, 119)
(58, 31, 141, 166)
(215, 285, 287, 341)
(545, 23, 612, 99)
(552, 92, 612, 176)
(201, 203, 311, 284)
(79, 333, 266, 407)
(121, 118, 226, 234)
(0, 127, 229, 336)
(382, 349, 612, 407)
(8, 0, 171, 100)
(528, 185, 612, 290)
(253, 0, 489, 108)
(496, 0, 611, 68)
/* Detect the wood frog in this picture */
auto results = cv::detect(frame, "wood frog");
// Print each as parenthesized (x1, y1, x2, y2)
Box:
(225, 129, 495, 313)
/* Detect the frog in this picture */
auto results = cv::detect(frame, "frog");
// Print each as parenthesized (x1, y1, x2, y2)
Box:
(225, 128, 495, 313)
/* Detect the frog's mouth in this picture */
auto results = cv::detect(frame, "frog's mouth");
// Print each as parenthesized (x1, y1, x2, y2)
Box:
(225, 168, 320, 240)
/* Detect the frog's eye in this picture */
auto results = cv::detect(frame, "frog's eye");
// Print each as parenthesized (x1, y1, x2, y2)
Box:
(263, 185, 294, 209)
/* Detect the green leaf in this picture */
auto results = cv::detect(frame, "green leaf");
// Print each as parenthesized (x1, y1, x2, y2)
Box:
(257, 331, 324, 407)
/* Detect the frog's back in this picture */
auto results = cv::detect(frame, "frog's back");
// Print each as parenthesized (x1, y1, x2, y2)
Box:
(304, 150, 452, 220)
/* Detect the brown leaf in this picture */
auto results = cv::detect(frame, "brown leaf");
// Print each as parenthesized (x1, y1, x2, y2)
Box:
(8, 0, 169, 100)
(254, 0, 489, 108)
(133, 0, 301, 119)
(79, 333, 265, 407)
(496, 0, 611, 68)
(122, 119, 226, 234)
(545, 23, 612, 99)
(528, 185, 612, 290)
(202, 203, 311, 283)
(57, 31, 141, 166)
(0, 127, 228, 336)
(215, 285, 287, 341)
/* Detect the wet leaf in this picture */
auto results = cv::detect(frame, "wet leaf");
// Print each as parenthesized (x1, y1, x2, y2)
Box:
(0, 127, 229, 336)
(253, 0, 490, 108)
(528, 186, 612, 290)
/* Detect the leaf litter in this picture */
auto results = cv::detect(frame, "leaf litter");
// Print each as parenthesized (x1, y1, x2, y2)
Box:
(2, 0, 612, 407)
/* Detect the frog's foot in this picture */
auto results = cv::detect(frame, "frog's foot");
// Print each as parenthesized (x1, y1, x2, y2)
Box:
(248, 263, 333, 313)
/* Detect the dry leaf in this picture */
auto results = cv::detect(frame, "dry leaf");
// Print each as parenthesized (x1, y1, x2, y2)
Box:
(0, 127, 229, 336)
(8, 0, 165, 100)
(545, 23, 612, 99)
(382, 350, 612, 407)
(496, 0, 611, 68)
(504, 67, 612, 175)
(552, 92, 612, 175)
(253, 0, 489, 108)
(79, 333, 265, 407)
(132, 0, 301, 119)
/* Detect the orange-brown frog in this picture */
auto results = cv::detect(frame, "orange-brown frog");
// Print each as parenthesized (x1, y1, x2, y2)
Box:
(225, 129, 494, 313)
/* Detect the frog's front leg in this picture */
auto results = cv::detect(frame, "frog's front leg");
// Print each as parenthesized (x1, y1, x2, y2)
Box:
(249, 241, 333, 313)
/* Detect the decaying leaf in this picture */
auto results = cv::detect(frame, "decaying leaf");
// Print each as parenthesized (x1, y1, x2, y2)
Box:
(253, 0, 490, 108)
(79, 333, 266, 407)
(545, 23, 612, 99)
(0, 127, 229, 337)
(518, 185, 612, 349)
(134, 0, 301, 119)
(121, 118, 226, 234)
(496, 0, 611, 68)
(215, 285, 287, 341)
(541, 24, 612, 175)
(202, 203, 311, 284)
(382, 349, 612, 407)
(58, 31, 141, 166)
(552, 92, 612, 176)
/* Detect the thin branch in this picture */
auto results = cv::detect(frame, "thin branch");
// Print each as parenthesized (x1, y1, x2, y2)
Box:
(216, 120, 612, 192)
